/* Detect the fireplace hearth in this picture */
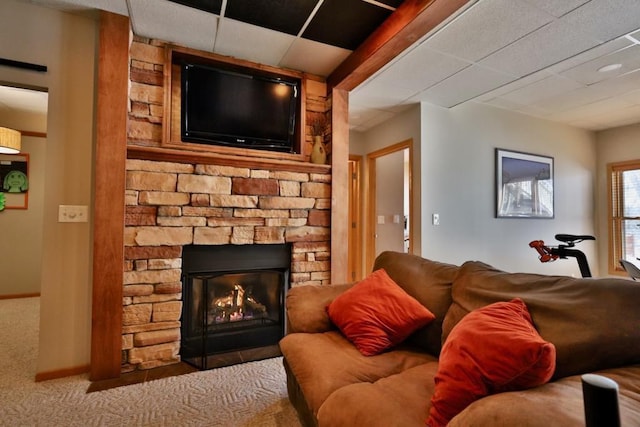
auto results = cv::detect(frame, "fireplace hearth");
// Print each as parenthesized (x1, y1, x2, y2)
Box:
(181, 244, 291, 370)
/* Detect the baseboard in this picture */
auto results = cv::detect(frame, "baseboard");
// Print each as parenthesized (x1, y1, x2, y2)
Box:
(0, 293, 40, 300)
(35, 364, 90, 382)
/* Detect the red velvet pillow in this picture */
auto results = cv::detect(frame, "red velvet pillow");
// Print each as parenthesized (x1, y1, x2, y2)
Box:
(326, 268, 436, 356)
(427, 298, 556, 427)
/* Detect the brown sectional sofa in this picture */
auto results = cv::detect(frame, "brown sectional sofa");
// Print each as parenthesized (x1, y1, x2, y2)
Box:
(279, 251, 640, 426)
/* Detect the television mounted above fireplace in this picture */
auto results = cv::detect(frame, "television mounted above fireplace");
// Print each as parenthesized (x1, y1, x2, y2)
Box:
(180, 61, 301, 154)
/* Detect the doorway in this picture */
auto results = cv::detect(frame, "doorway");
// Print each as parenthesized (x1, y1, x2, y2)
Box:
(365, 139, 413, 272)
(0, 84, 48, 297)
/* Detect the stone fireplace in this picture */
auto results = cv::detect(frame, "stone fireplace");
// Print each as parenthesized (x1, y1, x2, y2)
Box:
(120, 37, 332, 373)
(121, 160, 331, 372)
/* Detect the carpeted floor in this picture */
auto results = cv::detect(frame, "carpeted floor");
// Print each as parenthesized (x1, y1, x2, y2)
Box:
(0, 297, 301, 426)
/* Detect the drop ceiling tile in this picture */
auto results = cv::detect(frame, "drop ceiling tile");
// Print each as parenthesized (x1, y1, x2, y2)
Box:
(585, 104, 640, 127)
(302, 0, 392, 50)
(224, 0, 318, 36)
(544, 36, 633, 74)
(551, 97, 635, 122)
(349, 106, 394, 129)
(534, 69, 640, 112)
(351, 78, 417, 110)
(560, 44, 640, 85)
(374, 0, 403, 8)
(415, 65, 517, 108)
(563, 0, 640, 42)
(424, 0, 553, 62)
(372, 46, 471, 92)
(167, 0, 222, 15)
(500, 75, 584, 105)
(214, 18, 296, 67)
(620, 89, 640, 105)
(129, 0, 217, 52)
(279, 38, 351, 77)
(358, 110, 399, 129)
(28, 0, 129, 14)
(520, 0, 589, 18)
(475, 70, 552, 101)
(479, 18, 601, 77)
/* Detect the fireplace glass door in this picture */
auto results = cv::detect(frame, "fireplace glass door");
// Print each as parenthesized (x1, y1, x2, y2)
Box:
(181, 269, 285, 370)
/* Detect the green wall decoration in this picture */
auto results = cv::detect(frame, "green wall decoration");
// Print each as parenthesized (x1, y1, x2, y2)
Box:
(0, 193, 5, 211)
(0, 154, 29, 209)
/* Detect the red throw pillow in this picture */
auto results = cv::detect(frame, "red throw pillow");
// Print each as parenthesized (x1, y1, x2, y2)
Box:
(326, 268, 436, 356)
(427, 298, 556, 427)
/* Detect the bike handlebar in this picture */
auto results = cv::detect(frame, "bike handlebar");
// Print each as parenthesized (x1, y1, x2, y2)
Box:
(529, 240, 559, 263)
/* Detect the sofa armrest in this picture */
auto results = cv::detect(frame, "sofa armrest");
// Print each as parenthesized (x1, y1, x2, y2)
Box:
(286, 283, 354, 334)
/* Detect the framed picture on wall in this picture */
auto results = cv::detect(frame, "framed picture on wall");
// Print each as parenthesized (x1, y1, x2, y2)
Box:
(0, 153, 29, 209)
(496, 149, 553, 218)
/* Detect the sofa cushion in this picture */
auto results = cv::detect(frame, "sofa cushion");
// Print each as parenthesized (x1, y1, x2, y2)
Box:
(428, 299, 555, 427)
(327, 268, 436, 356)
(444, 261, 640, 379)
(317, 362, 439, 427)
(286, 283, 354, 334)
(373, 251, 459, 355)
(448, 365, 640, 427)
(279, 331, 436, 416)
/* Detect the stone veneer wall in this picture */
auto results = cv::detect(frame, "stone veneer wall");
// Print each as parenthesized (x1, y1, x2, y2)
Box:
(121, 37, 331, 372)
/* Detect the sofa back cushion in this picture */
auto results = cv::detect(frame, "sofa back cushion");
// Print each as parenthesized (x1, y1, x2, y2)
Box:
(443, 261, 640, 379)
(373, 251, 459, 355)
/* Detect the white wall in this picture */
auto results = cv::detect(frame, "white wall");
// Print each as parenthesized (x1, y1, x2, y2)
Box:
(595, 123, 640, 275)
(0, 0, 98, 374)
(420, 102, 597, 276)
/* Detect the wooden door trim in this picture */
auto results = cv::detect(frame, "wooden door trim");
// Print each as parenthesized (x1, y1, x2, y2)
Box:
(348, 155, 363, 281)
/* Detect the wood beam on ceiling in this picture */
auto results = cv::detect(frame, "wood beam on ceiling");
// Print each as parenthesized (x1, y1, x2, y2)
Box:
(327, 0, 471, 91)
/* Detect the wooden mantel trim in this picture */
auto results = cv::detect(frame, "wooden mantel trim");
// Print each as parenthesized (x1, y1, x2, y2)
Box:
(127, 146, 331, 174)
(327, 0, 471, 91)
(90, 11, 129, 381)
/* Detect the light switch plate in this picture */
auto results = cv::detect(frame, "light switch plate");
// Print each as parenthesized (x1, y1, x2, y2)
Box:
(58, 205, 88, 222)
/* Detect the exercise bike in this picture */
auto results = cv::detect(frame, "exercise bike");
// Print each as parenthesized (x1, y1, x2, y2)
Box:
(529, 234, 596, 278)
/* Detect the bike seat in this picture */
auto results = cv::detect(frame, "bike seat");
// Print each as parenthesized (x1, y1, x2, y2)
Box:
(555, 234, 596, 244)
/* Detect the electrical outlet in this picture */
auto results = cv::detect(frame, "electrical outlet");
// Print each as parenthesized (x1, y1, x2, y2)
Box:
(58, 205, 88, 223)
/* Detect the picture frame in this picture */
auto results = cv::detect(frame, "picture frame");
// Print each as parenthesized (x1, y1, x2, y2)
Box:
(496, 148, 553, 218)
(0, 153, 29, 210)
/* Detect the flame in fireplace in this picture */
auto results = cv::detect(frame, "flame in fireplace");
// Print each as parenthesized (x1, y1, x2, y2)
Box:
(209, 284, 267, 324)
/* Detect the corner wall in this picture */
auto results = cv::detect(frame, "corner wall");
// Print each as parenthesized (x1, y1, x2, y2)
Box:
(419, 102, 597, 276)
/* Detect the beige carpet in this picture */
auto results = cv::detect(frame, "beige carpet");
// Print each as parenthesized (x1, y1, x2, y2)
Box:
(0, 297, 301, 426)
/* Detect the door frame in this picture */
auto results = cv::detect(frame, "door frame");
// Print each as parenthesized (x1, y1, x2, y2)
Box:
(365, 139, 413, 272)
(348, 155, 363, 281)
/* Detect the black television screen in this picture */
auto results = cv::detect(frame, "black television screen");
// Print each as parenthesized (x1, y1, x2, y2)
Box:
(181, 63, 300, 153)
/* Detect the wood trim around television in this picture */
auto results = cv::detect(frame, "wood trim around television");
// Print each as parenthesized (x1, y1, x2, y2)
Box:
(162, 45, 323, 164)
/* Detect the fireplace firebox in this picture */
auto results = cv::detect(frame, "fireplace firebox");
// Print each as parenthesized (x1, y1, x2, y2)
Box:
(181, 244, 291, 370)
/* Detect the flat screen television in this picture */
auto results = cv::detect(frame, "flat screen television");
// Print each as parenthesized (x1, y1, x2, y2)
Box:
(181, 62, 300, 153)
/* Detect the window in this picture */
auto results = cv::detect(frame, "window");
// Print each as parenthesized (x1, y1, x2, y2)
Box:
(609, 160, 640, 273)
